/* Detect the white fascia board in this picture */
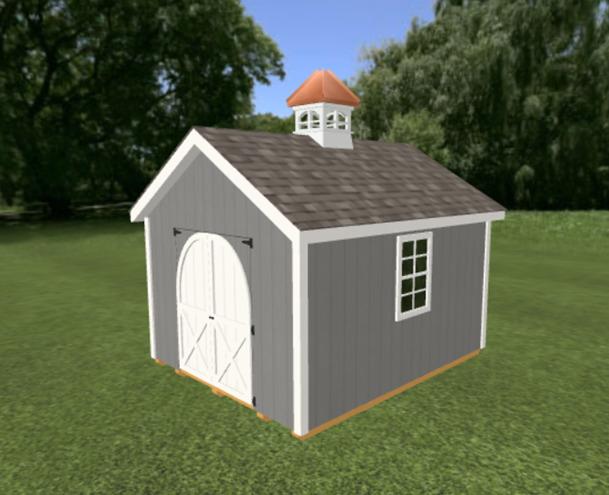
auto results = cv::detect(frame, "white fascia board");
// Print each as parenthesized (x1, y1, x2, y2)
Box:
(292, 233, 309, 435)
(129, 129, 300, 242)
(480, 221, 492, 349)
(301, 211, 505, 245)
(144, 217, 157, 359)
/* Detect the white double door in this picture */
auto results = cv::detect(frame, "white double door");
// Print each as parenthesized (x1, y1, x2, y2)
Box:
(176, 232, 252, 404)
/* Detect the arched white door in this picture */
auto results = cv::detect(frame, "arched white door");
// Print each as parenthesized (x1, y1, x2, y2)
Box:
(176, 233, 252, 404)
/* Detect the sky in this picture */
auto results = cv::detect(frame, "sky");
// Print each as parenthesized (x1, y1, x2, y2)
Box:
(241, 0, 436, 116)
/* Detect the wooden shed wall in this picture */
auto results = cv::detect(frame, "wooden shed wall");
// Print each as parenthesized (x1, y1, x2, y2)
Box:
(307, 223, 485, 430)
(146, 152, 293, 429)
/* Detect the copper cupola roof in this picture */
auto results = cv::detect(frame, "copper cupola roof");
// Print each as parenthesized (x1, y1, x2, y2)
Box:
(286, 69, 360, 108)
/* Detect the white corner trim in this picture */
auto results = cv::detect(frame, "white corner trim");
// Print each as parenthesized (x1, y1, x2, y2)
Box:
(130, 129, 300, 243)
(144, 217, 157, 359)
(301, 211, 505, 245)
(480, 221, 491, 349)
(292, 234, 309, 435)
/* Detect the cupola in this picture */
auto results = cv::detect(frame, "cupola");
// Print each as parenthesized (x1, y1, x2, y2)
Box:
(286, 69, 360, 149)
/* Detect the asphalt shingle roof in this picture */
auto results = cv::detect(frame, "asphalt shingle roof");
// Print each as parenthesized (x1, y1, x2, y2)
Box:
(195, 127, 504, 231)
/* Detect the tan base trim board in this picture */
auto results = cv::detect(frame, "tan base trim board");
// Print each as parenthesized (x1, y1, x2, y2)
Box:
(175, 368, 254, 410)
(292, 349, 480, 441)
(257, 412, 271, 423)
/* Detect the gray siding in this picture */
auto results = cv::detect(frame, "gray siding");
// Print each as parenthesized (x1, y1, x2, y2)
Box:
(308, 223, 485, 429)
(146, 153, 293, 429)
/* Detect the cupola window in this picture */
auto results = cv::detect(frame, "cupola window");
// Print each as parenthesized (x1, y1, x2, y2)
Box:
(325, 111, 348, 130)
(297, 110, 321, 130)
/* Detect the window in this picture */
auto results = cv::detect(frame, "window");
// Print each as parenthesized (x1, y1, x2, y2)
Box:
(297, 110, 321, 130)
(395, 232, 432, 321)
(325, 111, 349, 130)
(297, 111, 309, 130)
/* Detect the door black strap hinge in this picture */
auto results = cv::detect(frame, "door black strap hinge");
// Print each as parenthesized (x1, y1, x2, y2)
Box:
(250, 325, 255, 336)
(252, 396, 256, 407)
(242, 237, 253, 249)
(173, 228, 182, 236)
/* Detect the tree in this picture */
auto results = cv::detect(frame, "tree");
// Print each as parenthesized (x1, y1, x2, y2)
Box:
(355, 0, 609, 209)
(387, 110, 449, 164)
(0, 0, 284, 215)
(235, 113, 293, 134)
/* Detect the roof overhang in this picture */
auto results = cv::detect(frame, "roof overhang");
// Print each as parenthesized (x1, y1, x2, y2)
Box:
(129, 128, 300, 241)
(130, 127, 505, 245)
(300, 211, 505, 245)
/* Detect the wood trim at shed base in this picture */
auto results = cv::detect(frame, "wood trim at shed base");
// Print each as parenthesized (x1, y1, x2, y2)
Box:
(257, 412, 271, 422)
(292, 348, 480, 441)
(175, 368, 253, 411)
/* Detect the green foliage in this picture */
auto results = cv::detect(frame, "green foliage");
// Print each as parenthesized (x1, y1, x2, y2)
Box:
(1, 213, 608, 492)
(0, 0, 284, 216)
(387, 110, 449, 163)
(356, 0, 609, 209)
(235, 112, 293, 134)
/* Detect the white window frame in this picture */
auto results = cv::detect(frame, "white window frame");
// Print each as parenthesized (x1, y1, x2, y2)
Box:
(395, 231, 433, 321)
(297, 110, 321, 130)
(297, 111, 309, 130)
(325, 110, 349, 130)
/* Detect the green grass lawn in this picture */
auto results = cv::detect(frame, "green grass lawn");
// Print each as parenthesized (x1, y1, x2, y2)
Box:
(1, 212, 608, 494)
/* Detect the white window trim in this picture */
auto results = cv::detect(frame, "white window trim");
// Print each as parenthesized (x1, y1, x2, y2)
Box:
(325, 110, 349, 130)
(395, 231, 433, 322)
(297, 111, 309, 130)
(297, 110, 321, 131)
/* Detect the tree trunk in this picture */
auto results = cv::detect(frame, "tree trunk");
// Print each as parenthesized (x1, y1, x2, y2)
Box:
(45, 197, 72, 218)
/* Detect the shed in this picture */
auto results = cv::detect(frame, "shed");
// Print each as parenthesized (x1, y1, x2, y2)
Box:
(130, 69, 505, 439)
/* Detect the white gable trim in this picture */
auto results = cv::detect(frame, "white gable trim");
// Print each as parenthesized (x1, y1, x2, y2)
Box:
(301, 211, 505, 245)
(130, 129, 300, 241)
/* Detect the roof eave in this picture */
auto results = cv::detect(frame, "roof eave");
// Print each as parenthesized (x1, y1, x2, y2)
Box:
(300, 210, 506, 245)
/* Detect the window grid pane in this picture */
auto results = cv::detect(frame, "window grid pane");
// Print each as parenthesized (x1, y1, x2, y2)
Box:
(398, 234, 431, 317)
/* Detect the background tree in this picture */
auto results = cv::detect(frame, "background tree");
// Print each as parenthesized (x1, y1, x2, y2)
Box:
(387, 110, 449, 164)
(235, 113, 292, 134)
(355, 0, 609, 209)
(0, 0, 284, 215)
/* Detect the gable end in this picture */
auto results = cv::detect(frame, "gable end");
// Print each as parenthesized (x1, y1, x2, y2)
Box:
(129, 128, 300, 243)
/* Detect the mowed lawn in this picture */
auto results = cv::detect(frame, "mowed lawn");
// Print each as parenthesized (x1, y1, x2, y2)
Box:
(1, 212, 608, 494)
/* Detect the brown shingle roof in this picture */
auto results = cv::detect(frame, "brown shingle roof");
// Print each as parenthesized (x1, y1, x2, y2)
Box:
(195, 127, 504, 231)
